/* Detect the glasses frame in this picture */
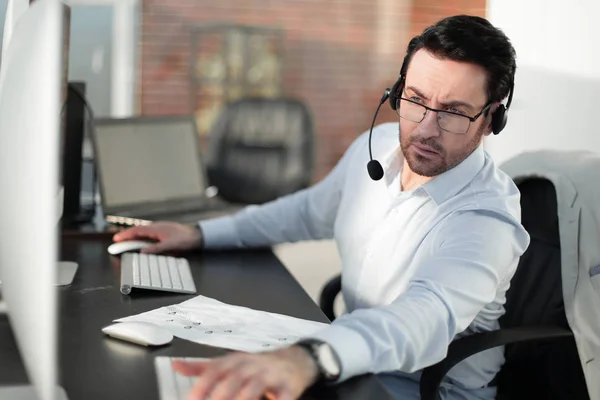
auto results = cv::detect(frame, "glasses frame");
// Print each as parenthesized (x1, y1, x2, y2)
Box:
(396, 97, 492, 134)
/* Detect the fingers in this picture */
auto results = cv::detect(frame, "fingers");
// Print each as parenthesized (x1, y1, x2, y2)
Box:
(140, 241, 172, 254)
(235, 379, 266, 400)
(176, 353, 301, 400)
(187, 365, 227, 400)
(113, 226, 157, 242)
(172, 360, 210, 376)
(272, 390, 294, 400)
(185, 357, 242, 400)
(208, 361, 266, 400)
(208, 372, 247, 400)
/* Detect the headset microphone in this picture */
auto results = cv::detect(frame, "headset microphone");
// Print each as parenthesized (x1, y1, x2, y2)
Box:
(366, 88, 390, 181)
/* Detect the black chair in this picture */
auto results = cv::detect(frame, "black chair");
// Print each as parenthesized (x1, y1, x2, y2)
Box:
(205, 97, 315, 205)
(319, 178, 590, 399)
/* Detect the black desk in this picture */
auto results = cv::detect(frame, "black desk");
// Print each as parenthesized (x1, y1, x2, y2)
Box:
(0, 234, 393, 400)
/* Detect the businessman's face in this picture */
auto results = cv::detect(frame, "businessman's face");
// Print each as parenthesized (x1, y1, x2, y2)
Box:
(398, 49, 493, 177)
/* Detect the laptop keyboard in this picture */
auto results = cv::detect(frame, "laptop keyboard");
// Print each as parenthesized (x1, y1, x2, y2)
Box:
(138, 197, 228, 218)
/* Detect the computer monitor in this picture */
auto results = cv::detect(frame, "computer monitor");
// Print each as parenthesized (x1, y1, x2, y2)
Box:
(0, 1, 70, 399)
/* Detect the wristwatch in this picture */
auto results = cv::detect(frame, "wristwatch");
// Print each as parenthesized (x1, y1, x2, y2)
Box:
(295, 339, 341, 382)
(191, 223, 205, 249)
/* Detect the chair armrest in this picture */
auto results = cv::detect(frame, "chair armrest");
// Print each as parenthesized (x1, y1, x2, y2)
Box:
(419, 325, 573, 400)
(319, 274, 342, 321)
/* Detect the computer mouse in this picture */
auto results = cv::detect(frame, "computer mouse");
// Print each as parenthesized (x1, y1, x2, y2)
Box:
(107, 240, 153, 255)
(102, 321, 173, 346)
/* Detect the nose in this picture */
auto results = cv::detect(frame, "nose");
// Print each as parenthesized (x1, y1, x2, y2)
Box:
(415, 109, 442, 139)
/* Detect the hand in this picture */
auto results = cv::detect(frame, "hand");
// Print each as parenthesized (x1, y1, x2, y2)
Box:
(112, 221, 204, 254)
(172, 346, 319, 400)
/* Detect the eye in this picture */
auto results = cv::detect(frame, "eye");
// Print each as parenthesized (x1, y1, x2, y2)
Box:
(409, 96, 422, 103)
(447, 107, 465, 115)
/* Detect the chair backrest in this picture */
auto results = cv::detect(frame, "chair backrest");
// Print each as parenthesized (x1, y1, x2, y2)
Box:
(496, 178, 589, 399)
(205, 97, 315, 204)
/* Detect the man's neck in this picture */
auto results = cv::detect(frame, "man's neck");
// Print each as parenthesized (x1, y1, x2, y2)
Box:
(400, 159, 434, 192)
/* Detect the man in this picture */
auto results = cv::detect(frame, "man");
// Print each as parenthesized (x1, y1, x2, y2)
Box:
(114, 15, 530, 400)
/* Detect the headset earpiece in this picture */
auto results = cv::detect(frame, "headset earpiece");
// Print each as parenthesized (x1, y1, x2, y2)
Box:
(388, 76, 404, 111)
(490, 78, 514, 135)
(491, 104, 507, 135)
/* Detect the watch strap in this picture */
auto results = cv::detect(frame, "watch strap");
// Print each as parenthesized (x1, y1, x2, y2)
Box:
(296, 339, 341, 382)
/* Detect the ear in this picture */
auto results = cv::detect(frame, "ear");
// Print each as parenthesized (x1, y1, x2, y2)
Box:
(482, 102, 501, 136)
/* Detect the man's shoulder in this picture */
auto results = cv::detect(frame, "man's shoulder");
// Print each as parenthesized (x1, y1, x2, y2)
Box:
(460, 155, 524, 223)
(441, 160, 529, 241)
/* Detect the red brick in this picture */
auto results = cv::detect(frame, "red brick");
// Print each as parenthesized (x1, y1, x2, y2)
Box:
(138, 0, 485, 181)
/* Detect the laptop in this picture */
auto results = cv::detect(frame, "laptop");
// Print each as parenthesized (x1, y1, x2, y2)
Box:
(91, 116, 242, 227)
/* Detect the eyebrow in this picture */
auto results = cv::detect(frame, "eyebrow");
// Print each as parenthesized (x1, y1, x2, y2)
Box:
(405, 86, 476, 112)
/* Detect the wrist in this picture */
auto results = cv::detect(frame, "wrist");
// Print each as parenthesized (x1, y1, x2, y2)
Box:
(294, 339, 341, 383)
(287, 345, 320, 386)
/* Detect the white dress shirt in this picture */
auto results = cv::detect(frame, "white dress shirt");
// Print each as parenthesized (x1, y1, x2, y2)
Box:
(199, 122, 530, 390)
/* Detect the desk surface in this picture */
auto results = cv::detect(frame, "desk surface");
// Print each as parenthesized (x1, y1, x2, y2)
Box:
(0, 234, 393, 400)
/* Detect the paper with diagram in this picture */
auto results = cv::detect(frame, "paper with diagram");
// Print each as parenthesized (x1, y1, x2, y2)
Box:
(116, 295, 329, 352)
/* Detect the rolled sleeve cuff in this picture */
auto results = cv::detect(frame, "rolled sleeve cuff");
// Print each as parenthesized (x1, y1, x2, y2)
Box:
(198, 216, 242, 249)
(308, 324, 372, 382)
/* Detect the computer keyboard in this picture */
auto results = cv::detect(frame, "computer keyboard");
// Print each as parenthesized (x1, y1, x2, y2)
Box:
(155, 356, 208, 400)
(155, 356, 297, 400)
(120, 253, 197, 295)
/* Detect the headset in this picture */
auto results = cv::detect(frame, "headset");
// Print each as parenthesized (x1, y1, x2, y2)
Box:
(366, 62, 515, 181)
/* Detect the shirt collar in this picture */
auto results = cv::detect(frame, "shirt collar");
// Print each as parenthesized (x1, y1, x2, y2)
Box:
(383, 143, 486, 205)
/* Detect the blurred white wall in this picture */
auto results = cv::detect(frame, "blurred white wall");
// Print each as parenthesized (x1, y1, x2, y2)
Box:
(486, 0, 600, 164)
(68, 5, 114, 117)
(0, 0, 139, 117)
(0, 1, 10, 64)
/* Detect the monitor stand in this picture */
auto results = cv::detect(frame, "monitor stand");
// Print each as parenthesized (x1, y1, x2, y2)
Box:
(56, 185, 79, 286)
(56, 261, 78, 286)
(0, 385, 69, 399)
(0, 262, 78, 289)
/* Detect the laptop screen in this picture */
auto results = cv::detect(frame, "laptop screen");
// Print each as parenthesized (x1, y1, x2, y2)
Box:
(93, 117, 207, 209)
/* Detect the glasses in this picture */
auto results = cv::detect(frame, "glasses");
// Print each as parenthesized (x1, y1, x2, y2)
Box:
(396, 98, 491, 135)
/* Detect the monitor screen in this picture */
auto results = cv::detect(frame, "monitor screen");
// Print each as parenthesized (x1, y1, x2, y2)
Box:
(93, 117, 207, 209)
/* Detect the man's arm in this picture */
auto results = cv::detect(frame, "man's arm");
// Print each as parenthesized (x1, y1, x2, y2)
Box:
(307, 209, 530, 382)
(199, 133, 368, 250)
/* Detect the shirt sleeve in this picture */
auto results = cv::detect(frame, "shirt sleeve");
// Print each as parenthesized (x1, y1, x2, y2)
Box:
(308, 209, 530, 382)
(199, 132, 368, 250)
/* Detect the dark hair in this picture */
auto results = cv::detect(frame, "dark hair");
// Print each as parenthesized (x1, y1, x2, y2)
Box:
(400, 15, 516, 105)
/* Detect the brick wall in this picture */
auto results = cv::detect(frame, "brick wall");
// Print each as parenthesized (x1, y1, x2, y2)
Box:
(411, 0, 486, 39)
(138, 0, 485, 181)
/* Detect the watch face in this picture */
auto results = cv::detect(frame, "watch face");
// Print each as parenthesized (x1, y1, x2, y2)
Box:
(318, 344, 341, 378)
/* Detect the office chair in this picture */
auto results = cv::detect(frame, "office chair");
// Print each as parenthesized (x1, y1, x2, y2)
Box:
(319, 178, 590, 399)
(205, 97, 315, 205)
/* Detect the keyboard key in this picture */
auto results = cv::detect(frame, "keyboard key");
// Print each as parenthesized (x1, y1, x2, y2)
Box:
(168, 258, 183, 290)
(173, 364, 194, 398)
(149, 254, 161, 287)
(155, 357, 179, 400)
(158, 256, 172, 289)
(178, 259, 195, 292)
(155, 357, 209, 400)
(132, 254, 140, 285)
(139, 254, 151, 286)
